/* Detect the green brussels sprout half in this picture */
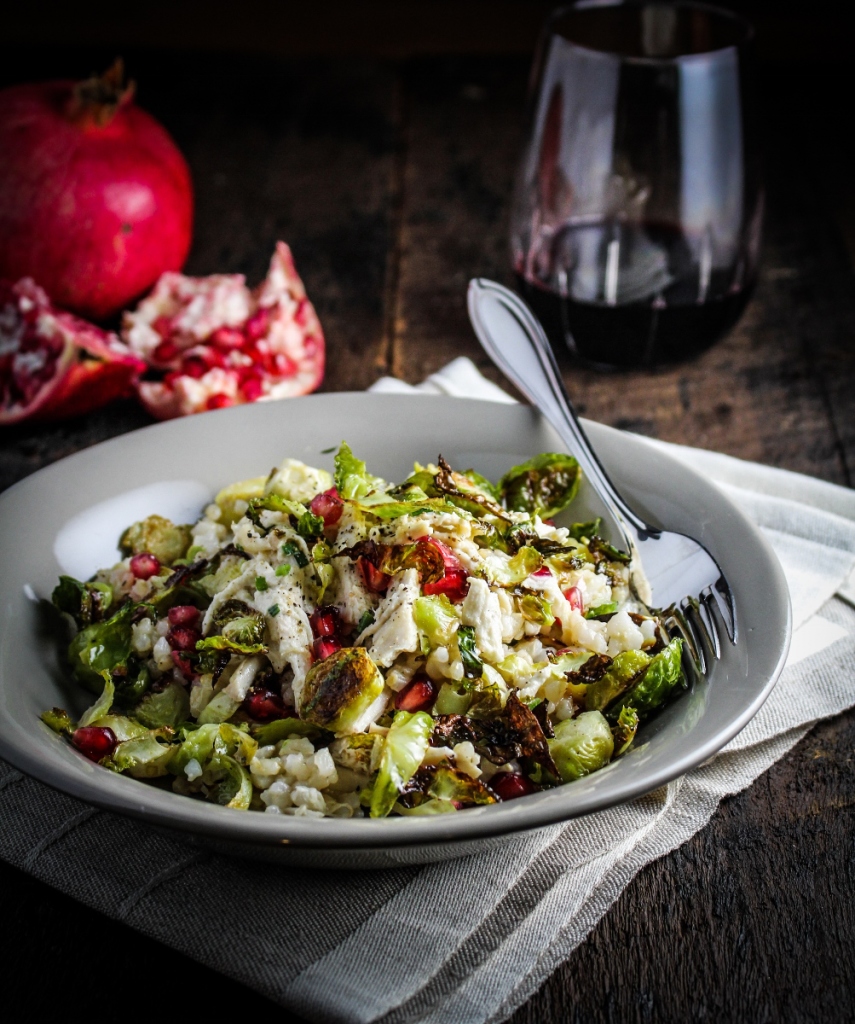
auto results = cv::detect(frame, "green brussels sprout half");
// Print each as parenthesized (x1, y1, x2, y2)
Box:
(119, 515, 192, 566)
(300, 647, 386, 734)
(548, 711, 615, 782)
(67, 603, 135, 692)
(498, 453, 581, 518)
(370, 710, 434, 818)
(585, 650, 652, 712)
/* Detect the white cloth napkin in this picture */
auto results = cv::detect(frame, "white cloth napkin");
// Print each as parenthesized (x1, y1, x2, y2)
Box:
(2, 357, 855, 1024)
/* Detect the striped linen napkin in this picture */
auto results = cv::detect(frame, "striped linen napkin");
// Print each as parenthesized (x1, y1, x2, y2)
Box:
(2, 357, 855, 1024)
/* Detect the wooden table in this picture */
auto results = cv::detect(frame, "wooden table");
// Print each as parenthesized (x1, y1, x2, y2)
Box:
(2, 43, 854, 1022)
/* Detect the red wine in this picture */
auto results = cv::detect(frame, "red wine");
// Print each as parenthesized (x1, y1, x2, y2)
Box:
(516, 222, 754, 368)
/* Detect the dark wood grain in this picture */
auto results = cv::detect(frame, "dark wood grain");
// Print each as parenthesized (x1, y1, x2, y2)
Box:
(2, 45, 855, 1024)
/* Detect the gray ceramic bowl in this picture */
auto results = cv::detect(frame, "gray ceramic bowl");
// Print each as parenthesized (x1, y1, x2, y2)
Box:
(0, 395, 791, 868)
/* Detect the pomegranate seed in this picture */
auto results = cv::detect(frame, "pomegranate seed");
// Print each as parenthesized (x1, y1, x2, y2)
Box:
(310, 487, 344, 527)
(359, 557, 391, 594)
(542, 518, 556, 526)
(206, 393, 232, 410)
(168, 626, 201, 651)
(304, 335, 319, 356)
(168, 651, 193, 675)
(563, 586, 583, 612)
(294, 299, 309, 327)
(72, 726, 117, 762)
(210, 326, 246, 350)
(531, 565, 552, 578)
(129, 552, 160, 579)
(309, 605, 342, 638)
(394, 676, 437, 713)
(244, 308, 270, 341)
(271, 352, 297, 376)
(168, 605, 200, 626)
(182, 356, 207, 379)
(152, 315, 173, 338)
(241, 375, 265, 402)
(203, 347, 228, 369)
(244, 688, 288, 721)
(314, 637, 342, 660)
(490, 772, 538, 801)
(153, 339, 179, 364)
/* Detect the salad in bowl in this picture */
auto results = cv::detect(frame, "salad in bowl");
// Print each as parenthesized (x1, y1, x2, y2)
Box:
(43, 443, 684, 819)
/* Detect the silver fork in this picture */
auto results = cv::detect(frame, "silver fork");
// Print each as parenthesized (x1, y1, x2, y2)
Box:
(467, 278, 736, 677)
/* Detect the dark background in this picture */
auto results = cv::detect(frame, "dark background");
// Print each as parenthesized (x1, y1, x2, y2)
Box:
(2, 3, 855, 1022)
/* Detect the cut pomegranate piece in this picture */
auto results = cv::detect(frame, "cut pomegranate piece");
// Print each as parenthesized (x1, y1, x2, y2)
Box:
(167, 605, 200, 627)
(417, 536, 470, 603)
(394, 676, 437, 713)
(313, 637, 342, 661)
(358, 557, 392, 594)
(167, 626, 201, 651)
(563, 586, 583, 612)
(244, 687, 289, 722)
(171, 650, 195, 679)
(310, 487, 344, 527)
(129, 552, 161, 579)
(531, 565, 552, 578)
(0, 277, 145, 424)
(72, 726, 117, 762)
(489, 772, 538, 801)
(123, 242, 325, 419)
(309, 605, 342, 639)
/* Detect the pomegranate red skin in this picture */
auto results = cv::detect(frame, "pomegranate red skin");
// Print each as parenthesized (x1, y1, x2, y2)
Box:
(72, 726, 117, 762)
(394, 676, 437, 713)
(0, 80, 193, 321)
(489, 772, 538, 801)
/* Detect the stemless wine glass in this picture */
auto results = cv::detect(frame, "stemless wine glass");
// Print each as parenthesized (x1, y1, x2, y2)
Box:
(511, 0, 762, 368)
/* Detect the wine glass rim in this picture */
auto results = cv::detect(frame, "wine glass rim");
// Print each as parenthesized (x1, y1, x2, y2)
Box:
(548, 0, 755, 64)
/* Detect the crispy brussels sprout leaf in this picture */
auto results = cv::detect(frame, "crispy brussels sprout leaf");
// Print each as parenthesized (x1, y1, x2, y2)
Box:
(169, 723, 257, 776)
(426, 765, 496, 806)
(433, 682, 473, 716)
(207, 753, 253, 809)
(585, 650, 651, 712)
(300, 647, 385, 733)
(107, 735, 175, 778)
(252, 718, 327, 746)
(196, 634, 267, 656)
(380, 541, 446, 586)
(370, 710, 433, 818)
(609, 639, 684, 718)
(134, 682, 191, 729)
(52, 576, 112, 629)
(585, 602, 618, 620)
(196, 690, 242, 726)
(207, 602, 266, 646)
(94, 715, 150, 741)
(433, 456, 509, 519)
(499, 453, 581, 518)
(470, 693, 557, 775)
(549, 711, 615, 782)
(612, 705, 639, 755)
(588, 535, 631, 564)
(119, 515, 192, 566)
(215, 476, 267, 526)
(567, 519, 602, 541)
(456, 626, 483, 679)
(413, 594, 459, 648)
(334, 442, 389, 504)
(41, 707, 74, 736)
(78, 671, 115, 728)
(520, 594, 555, 628)
(67, 603, 135, 692)
(487, 546, 543, 586)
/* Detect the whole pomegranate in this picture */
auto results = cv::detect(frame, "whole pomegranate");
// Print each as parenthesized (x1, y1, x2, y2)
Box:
(0, 60, 193, 321)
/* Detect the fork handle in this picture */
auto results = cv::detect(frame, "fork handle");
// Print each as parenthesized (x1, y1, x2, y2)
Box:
(467, 279, 653, 540)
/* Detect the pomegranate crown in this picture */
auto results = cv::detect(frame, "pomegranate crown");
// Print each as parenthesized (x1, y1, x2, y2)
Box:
(69, 58, 136, 128)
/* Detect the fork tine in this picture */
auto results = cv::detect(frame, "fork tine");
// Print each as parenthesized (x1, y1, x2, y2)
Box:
(711, 576, 737, 643)
(697, 588, 722, 661)
(682, 595, 719, 668)
(669, 603, 706, 678)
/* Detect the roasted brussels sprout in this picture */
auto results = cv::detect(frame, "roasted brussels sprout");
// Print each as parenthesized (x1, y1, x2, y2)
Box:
(548, 711, 615, 782)
(300, 647, 386, 733)
(119, 515, 192, 566)
(370, 710, 433, 817)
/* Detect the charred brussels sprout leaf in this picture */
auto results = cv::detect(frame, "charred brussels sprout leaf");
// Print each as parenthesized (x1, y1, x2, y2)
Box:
(588, 535, 631, 565)
(251, 718, 326, 746)
(52, 576, 112, 628)
(611, 705, 639, 755)
(207, 754, 253, 809)
(334, 442, 388, 503)
(41, 707, 74, 736)
(609, 639, 684, 718)
(196, 634, 267, 656)
(499, 453, 581, 518)
(548, 711, 615, 782)
(567, 519, 602, 541)
(584, 650, 651, 712)
(520, 594, 555, 628)
(370, 710, 433, 818)
(134, 682, 191, 729)
(456, 626, 483, 679)
(379, 541, 446, 586)
(119, 515, 192, 566)
(300, 647, 385, 733)
(207, 601, 266, 647)
(470, 693, 557, 775)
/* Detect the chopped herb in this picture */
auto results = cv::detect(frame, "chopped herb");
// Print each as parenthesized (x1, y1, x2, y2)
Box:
(255, 576, 269, 592)
(268, 604, 280, 617)
(356, 609, 375, 634)
(281, 541, 309, 568)
(320, 445, 337, 454)
(457, 625, 483, 679)
(275, 564, 291, 577)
